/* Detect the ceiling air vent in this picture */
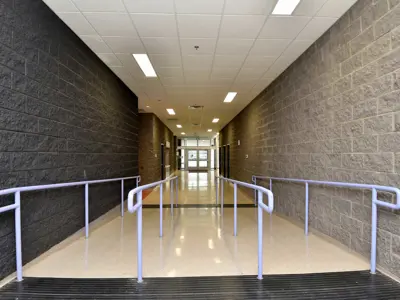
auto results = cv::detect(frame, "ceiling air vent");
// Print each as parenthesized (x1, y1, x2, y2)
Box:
(188, 105, 204, 110)
(167, 118, 179, 122)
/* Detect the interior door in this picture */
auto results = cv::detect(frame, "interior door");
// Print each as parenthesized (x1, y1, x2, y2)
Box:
(187, 150, 198, 172)
(198, 150, 208, 172)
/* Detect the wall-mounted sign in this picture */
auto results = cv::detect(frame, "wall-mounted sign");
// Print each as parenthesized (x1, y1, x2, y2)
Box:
(166, 141, 171, 148)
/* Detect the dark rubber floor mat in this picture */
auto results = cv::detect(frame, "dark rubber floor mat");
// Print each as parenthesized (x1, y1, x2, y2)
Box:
(1, 271, 400, 299)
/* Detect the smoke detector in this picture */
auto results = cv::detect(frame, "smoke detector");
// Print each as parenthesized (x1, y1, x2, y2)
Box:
(188, 105, 203, 109)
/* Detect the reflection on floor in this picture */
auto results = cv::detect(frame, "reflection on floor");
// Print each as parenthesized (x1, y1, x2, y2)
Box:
(23, 171, 369, 278)
(144, 171, 254, 205)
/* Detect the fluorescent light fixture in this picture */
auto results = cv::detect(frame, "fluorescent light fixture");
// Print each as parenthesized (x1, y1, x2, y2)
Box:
(181, 132, 186, 135)
(146, 105, 150, 108)
(132, 54, 157, 77)
(212, 118, 219, 123)
(224, 92, 237, 103)
(272, 0, 301, 15)
(166, 108, 176, 115)
(176, 124, 182, 128)
(208, 129, 212, 132)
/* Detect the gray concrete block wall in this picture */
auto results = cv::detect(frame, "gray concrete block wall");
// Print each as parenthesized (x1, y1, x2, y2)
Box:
(0, 0, 139, 280)
(221, 0, 400, 278)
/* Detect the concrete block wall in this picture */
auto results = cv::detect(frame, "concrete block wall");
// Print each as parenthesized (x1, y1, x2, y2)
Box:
(221, 0, 400, 277)
(139, 113, 176, 184)
(0, 0, 138, 280)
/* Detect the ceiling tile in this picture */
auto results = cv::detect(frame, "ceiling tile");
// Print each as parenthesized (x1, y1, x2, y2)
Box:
(58, 13, 96, 35)
(216, 39, 254, 55)
(317, 0, 357, 17)
(97, 53, 122, 66)
(123, 0, 174, 13)
(264, 56, 294, 77)
(149, 55, 182, 67)
(160, 77, 185, 86)
(115, 53, 147, 78)
(231, 78, 258, 93)
(211, 67, 240, 79)
(175, 0, 224, 14)
(102, 36, 145, 53)
(72, 0, 126, 12)
(242, 56, 276, 68)
(141, 37, 181, 54)
(219, 15, 266, 39)
(213, 55, 246, 68)
(80, 35, 111, 52)
(177, 15, 221, 38)
(156, 67, 184, 77)
(250, 39, 291, 56)
(183, 55, 214, 69)
(131, 14, 178, 37)
(236, 68, 267, 79)
(84, 13, 138, 36)
(294, 0, 328, 16)
(297, 17, 337, 40)
(282, 39, 314, 59)
(43, 0, 78, 12)
(259, 16, 311, 39)
(224, 0, 275, 15)
(180, 38, 217, 55)
(184, 69, 211, 79)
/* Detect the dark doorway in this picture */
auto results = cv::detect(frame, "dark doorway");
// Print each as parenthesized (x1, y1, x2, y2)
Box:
(161, 144, 165, 180)
(221, 146, 226, 177)
(219, 146, 222, 174)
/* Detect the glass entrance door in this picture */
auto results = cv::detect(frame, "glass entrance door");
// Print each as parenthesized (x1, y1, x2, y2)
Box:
(186, 150, 209, 171)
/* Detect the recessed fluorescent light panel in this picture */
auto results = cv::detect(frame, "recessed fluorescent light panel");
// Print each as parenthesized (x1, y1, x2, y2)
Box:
(208, 129, 212, 132)
(272, 0, 301, 15)
(166, 109, 176, 115)
(212, 118, 219, 123)
(224, 92, 237, 103)
(132, 54, 157, 77)
(181, 132, 186, 135)
(177, 124, 182, 128)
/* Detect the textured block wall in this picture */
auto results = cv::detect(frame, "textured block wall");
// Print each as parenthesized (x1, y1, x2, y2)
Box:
(139, 113, 176, 184)
(0, 0, 139, 280)
(221, 0, 400, 277)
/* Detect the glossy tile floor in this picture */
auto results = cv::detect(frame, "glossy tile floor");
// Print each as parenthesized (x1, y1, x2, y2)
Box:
(24, 171, 369, 278)
(144, 171, 254, 205)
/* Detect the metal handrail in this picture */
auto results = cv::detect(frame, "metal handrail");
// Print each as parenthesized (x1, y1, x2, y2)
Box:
(0, 175, 141, 282)
(252, 175, 400, 275)
(215, 175, 273, 280)
(127, 175, 179, 283)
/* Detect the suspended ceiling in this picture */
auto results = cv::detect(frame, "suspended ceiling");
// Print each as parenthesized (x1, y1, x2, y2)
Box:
(43, 0, 357, 137)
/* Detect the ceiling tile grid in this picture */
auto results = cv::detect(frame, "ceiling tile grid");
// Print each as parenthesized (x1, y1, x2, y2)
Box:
(44, 0, 357, 136)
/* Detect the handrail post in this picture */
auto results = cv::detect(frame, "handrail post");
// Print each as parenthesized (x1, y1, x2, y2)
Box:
(221, 178, 224, 216)
(121, 179, 124, 217)
(254, 177, 257, 207)
(170, 179, 173, 216)
(85, 184, 89, 238)
(305, 182, 309, 236)
(160, 183, 163, 237)
(15, 191, 22, 282)
(371, 188, 378, 274)
(215, 177, 219, 205)
(257, 190, 263, 280)
(234, 183, 237, 236)
(136, 177, 139, 204)
(175, 177, 178, 208)
(137, 190, 143, 283)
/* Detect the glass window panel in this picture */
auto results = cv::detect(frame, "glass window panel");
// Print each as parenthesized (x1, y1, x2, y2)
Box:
(199, 161, 208, 167)
(199, 150, 208, 160)
(188, 161, 197, 167)
(211, 150, 214, 168)
(181, 149, 185, 162)
(186, 139, 198, 146)
(188, 150, 197, 160)
(198, 139, 211, 146)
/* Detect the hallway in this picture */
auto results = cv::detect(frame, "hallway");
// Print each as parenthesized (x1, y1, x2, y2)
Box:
(22, 172, 368, 279)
